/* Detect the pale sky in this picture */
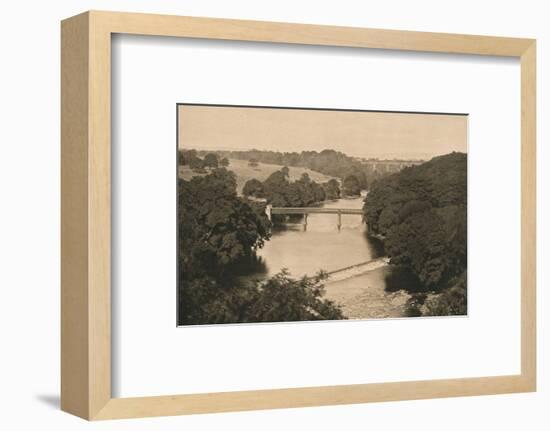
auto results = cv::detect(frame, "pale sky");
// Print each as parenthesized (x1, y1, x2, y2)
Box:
(178, 105, 468, 160)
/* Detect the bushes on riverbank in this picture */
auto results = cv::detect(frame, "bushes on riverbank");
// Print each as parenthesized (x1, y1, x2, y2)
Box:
(243, 168, 341, 208)
(363, 152, 467, 316)
(178, 168, 345, 324)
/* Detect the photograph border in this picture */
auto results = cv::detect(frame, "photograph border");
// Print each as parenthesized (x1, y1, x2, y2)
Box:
(175, 102, 470, 327)
(61, 10, 536, 420)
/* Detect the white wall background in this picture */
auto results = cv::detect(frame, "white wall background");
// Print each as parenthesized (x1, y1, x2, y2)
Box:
(0, 0, 547, 429)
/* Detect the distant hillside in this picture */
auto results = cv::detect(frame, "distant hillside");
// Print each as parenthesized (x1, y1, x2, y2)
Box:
(207, 149, 371, 189)
(178, 158, 335, 195)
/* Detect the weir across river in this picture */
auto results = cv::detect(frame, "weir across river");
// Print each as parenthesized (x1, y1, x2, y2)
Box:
(266, 205, 364, 230)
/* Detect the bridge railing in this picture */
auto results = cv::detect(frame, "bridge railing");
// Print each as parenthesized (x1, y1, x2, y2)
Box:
(270, 207, 364, 215)
(266, 206, 364, 230)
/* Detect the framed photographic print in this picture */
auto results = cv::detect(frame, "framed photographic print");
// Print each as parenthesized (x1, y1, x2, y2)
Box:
(61, 11, 536, 420)
(176, 104, 468, 325)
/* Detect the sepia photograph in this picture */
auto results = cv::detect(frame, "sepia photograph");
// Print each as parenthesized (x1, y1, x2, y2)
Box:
(177, 104, 468, 326)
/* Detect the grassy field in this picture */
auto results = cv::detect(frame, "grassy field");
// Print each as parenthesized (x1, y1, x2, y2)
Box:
(178, 158, 335, 194)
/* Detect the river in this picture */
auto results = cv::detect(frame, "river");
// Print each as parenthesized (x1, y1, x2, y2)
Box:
(244, 195, 412, 319)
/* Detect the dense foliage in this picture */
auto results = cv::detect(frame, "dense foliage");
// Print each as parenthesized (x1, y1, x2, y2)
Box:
(238, 271, 344, 323)
(179, 149, 201, 169)
(242, 178, 265, 198)
(178, 168, 344, 324)
(179, 149, 223, 171)
(208, 149, 370, 190)
(422, 273, 467, 316)
(342, 175, 361, 197)
(178, 168, 270, 272)
(322, 178, 341, 200)
(203, 153, 219, 168)
(363, 152, 467, 314)
(243, 168, 337, 208)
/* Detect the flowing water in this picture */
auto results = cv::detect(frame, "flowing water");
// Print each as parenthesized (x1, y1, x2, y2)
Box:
(244, 196, 412, 319)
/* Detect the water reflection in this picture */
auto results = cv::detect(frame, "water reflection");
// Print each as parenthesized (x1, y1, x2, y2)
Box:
(252, 197, 383, 279)
(239, 196, 410, 319)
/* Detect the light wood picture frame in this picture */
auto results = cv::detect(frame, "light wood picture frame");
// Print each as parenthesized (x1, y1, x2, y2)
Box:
(61, 10, 536, 420)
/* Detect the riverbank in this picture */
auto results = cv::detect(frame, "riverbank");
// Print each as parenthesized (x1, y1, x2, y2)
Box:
(324, 266, 412, 319)
(241, 193, 410, 320)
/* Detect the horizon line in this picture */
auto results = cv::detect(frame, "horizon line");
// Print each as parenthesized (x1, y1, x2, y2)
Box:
(177, 102, 469, 117)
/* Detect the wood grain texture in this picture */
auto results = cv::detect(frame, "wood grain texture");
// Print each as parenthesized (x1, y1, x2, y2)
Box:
(61, 11, 90, 419)
(88, 11, 112, 419)
(520, 42, 537, 389)
(60, 10, 537, 420)
(94, 375, 532, 420)
(91, 10, 532, 56)
(61, 12, 113, 420)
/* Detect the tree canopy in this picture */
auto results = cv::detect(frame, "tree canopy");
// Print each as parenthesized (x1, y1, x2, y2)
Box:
(363, 152, 467, 307)
(342, 175, 361, 197)
(205, 149, 371, 189)
(178, 167, 344, 324)
(322, 179, 341, 200)
(178, 168, 270, 272)
(243, 168, 333, 208)
(242, 178, 264, 198)
(203, 153, 219, 168)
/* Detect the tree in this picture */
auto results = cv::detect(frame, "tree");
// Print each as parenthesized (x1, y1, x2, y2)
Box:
(286, 182, 306, 207)
(385, 208, 448, 288)
(179, 149, 197, 165)
(178, 169, 271, 322)
(363, 152, 467, 299)
(422, 273, 467, 316)
(177, 168, 345, 325)
(263, 170, 290, 205)
(179, 270, 345, 325)
(242, 178, 265, 198)
(295, 173, 315, 206)
(203, 153, 219, 168)
(421, 273, 468, 316)
(220, 157, 230, 167)
(259, 168, 330, 208)
(241, 271, 345, 323)
(248, 158, 259, 167)
(342, 175, 361, 196)
(178, 168, 270, 272)
(211, 149, 375, 189)
(189, 154, 204, 170)
(281, 166, 290, 178)
(311, 181, 326, 202)
(322, 179, 340, 200)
